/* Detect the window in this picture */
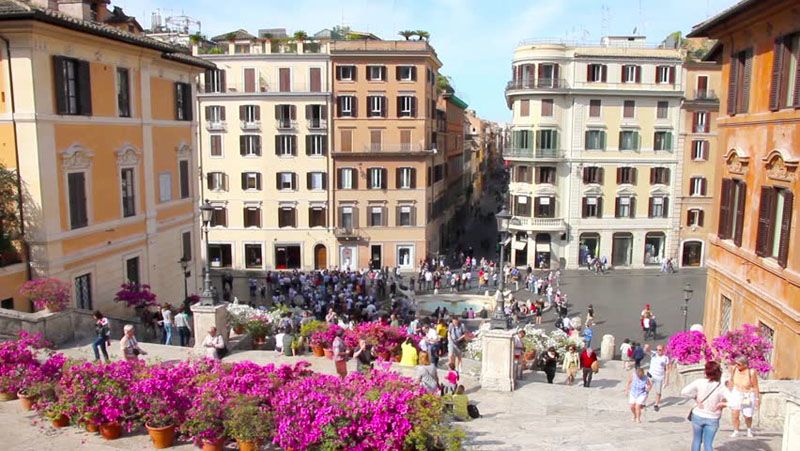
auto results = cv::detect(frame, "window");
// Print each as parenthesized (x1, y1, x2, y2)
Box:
(278, 67, 291, 92)
(204, 69, 225, 93)
(67, 172, 88, 229)
(656, 101, 669, 119)
(728, 48, 753, 115)
(541, 99, 554, 117)
(207, 106, 225, 123)
(656, 65, 675, 84)
(433, 164, 444, 182)
(616, 167, 636, 185)
(587, 63, 606, 82)
(619, 130, 639, 151)
(53, 56, 91, 115)
(755, 186, 794, 266)
(275, 245, 301, 269)
(235, 44, 250, 54)
(622, 64, 640, 83)
(397, 167, 415, 189)
(116, 68, 130, 117)
(208, 244, 232, 267)
(367, 65, 386, 81)
(397, 65, 416, 81)
(536, 166, 556, 184)
(369, 129, 382, 151)
(277, 172, 296, 191)
(74, 274, 92, 310)
(623, 100, 635, 118)
(306, 104, 326, 127)
(241, 172, 262, 191)
(244, 244, 262, 269)
(718, 178, 747, 246)
(512, 130, 532, 149)
(582, 197, 602, 218)
(120, 168, 135, 217)
(648, 196, 669, 218)
(654, 131, 673, 151)
(367, 95, 386, 117)
(241, 104, 260, 123)
(536, 129, 557, 150)
(307, 172, 326, 190)
(687, 209, 705, 227)
(278, 207, 296, 228)
(338, 168, 356, 190)
(693, 111, 709, 133)
(181, 231, 192, 261)
(210, 206, 227, 227)
(398, 96, 416, 117)
(534, 196, 555, 218)
(720, 296, 732, 334)
(174, 82, 192, 121)
(368, 168, 386, 189)
(240, 135, 261, 156)
(770, 33, 800, 110)
(397, 205, 414, 226)
(159, 172, 172, 202)
(243, 207, 261, 228)
(537, 63, 559, 87)
(690, 177, 707, 196)
(650, 167, 670, 185)
(400, 130, 412, 151)
(275, 104, 295, 128)
(514, 196, 531, 217)
(207, 172, 227, 191)
(519, 99, 529, 116)
(368, 206, 385, 226)
(615, 196, 635, 218)
(275, 135, 296, 156)
(340, 206, 356, 229)
(336, 65, 355, 81)
(585, 130, 606, 150)
(210, 135, 223, 157)
(582, 166, 603, 184)
(338, 95, 355, 117)
(179, 160, 190, 199)
(309, 207, 326, 227)
(589, 99, 601, 117)
(306, 135, 327, 156)
(692, 140, 709, 160)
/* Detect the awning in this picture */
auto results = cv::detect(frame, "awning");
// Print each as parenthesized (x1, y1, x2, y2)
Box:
(512, 241, 527, 251)
(536, 243, 551, 252)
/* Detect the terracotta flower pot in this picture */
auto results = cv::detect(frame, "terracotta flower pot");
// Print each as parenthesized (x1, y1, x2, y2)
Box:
(392, 354, 402, 363)
(202, 438, 224, 451)
(524, 351, 536, 362)
(323, 348, 333, 360)
(146, 423, 176, 449)
(0, 392, 18, 401)
(85, 422, 99, 433)
(99, 422, 122, 440)
(51, 414, 69, 428)
(236, 439, 259, 451)
(17, 392, 35, 411)
(311, 345, 325, 357)
(233, 325, 245, 335)
(251, 335, 266, 350)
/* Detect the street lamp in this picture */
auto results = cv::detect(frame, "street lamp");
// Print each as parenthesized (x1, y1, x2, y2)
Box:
(179, 258, 190, 302)
(199, 200, 216, 306)
(491, 206, 512, 329)
(682, 283, 694, 330)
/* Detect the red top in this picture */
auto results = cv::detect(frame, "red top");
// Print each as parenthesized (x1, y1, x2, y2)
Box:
(580, 350, 598, 368)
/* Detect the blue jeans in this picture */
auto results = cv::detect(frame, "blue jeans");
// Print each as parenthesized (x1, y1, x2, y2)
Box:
(691, 415, 719, 451)
(163, 324, 174, 345)
(92, 335, 109, 361)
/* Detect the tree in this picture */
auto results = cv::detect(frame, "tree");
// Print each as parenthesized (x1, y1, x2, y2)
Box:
(293, 30, 308, 41)
(331, 25, 351, 40)
(436, 74, 454, 94)
(414, 30, 430, 41)
(398, 30, 414, 40)
(0, 164, 21, 255)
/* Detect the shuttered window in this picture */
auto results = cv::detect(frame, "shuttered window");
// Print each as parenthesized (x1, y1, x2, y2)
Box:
(656, 101, 669, 119)
(305, 135, 327, 156)
(337, 168, 356, 190)
(615, 196, 635, 218)
(243, 207, 261, 228)
(338, 95, 356, 117)
(648, 196, 669, 218)
(396, 167, 416, 189)
(536, 166, 556, 184)
(53, 56, 91, 115)
(585, 130, 606, 150)
(309, 207, 327, 228)
(541, 99, 554, 117)
(586, 64, 606, 82)
(717, 178, 746, 246)
(687, 209, 705, 227)
(240, 135, 262, 156)
(309, 67, 322, 92)
(174, 82, 192, 121)
(67, 172, 88, 229)
(623, 100, 635, 118)
(690, 177, 707, 196)
(582, 166, 603, 184)
(655, 65, 675, 84)
(619, 130, 639, 150)
(206, 172, 227, 191)
(277, 172, 296, 191)
(650, 167, 670, 185)
(616, 167, 636, 185)
(581, 197, 602, 218)
(120, 168, 136, 217)
(210, 135, 223, 157)
(519, 99, 530, 117)
(589, 99, 601, 117)
(204, 69, 226, 93)
(278, 207, 296, 228)
(179, 160, 190, 199)
(116, 68, 130, 117)
(755, 186, 793, 267)
(653, 131, 673, 151)
(241, 172, 262, 191)
(398, 96, 416, 117)
(769, 33, 800, 110)
(728, 48, 753, 115)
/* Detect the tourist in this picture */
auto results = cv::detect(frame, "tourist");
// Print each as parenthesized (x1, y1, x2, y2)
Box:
(632, 342, 645, 368)
(353, 338, 374, 373)
(562, 344, 579, 385)
(415, 352, 440, 394)
(580, 346, 598, 388)
(586, 304, 595, 326)
(425, 322, 441, 366)
(174, 308, 192, 347)
(443, 362, 459, 395)
(513, 330, 525, 378)
(681, 361, 728, 451)
(202, 326, 225, 360)
(452, 385, 471, 421)
(400, 336, 419, 366)
(332, 327, 349, 379)
(648, 345, 670, 411)
(625, 367, 652, 423)
(120, 324, 146, 362)
(620, 338, 634, 370)
(583, 325, 593, 349)
(447, 317, 466, 372)
(728, 355, 760, 438)
(91, 311, 111, 363)
(540, 347, 559, 384)
(160, 304, 174, 346)
(282, 326, 296, 357)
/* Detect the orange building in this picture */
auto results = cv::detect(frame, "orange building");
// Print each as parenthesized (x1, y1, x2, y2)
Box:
(688, 0, 800, 378)
(0, 0, 211, 314)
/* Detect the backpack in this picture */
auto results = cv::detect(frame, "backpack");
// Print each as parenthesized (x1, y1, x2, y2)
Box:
(467, 404, 481, 419)
(217, 345, 229, 359)
(633, 347, 644, 361)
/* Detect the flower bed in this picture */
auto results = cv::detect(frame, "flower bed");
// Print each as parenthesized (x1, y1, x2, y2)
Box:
(19, 278, 71, 312)
(665, 324, 773, 375)
(309, 321, 418, 359)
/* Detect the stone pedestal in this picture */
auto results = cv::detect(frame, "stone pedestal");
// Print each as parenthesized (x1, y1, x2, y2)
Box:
(781, 397, 800, 451)
(480, 329, 515, 392)
(600, 334, 615, 361)
(191, 303, 229, 350)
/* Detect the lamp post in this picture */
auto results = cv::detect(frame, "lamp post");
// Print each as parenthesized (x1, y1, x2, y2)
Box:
(682, 283, 694, 331)
(199, 200, 216, 306)
(179, 258, 190, 302)
(491, 206, 512, 329)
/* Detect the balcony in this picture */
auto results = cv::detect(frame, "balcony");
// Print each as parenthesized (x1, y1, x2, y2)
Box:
(276, 120, 297, 131)
(206, 121, 227, 132)
(509, 216, 567, 232)
(307, 119, 327, 130)
(693, 89, 718, 101)
(240, 120, 261, 131)
(335, 141, 433, 155)
(334, 227, 362, 240)
(506, 78, 569, 91)
(503, 148, 565, 160)
(693, 124, 710, 133)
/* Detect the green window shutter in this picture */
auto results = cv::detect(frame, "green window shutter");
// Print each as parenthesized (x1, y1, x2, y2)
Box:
(634, 132, 640, 150)
(665, 132, 672, 150)
(600, 131, 606, 150)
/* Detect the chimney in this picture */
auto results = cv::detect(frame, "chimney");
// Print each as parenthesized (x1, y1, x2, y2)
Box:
(56, 0, 110, 22)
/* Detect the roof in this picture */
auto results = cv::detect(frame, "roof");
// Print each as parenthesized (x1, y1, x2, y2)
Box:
(687, 0, 760, 37)
(0, 0, 214, 69)
(447, 94, 468, 110)
(211, 29, 256, 42)
(574, 46, 682, 60)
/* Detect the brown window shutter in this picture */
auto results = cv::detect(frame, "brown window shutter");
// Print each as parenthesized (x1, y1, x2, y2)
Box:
(381, 168, 387, 189)
(254, 106, 260, 120)
(620, 65, 626, 82)
(648, 197, 654, 218)
(718, 179, 733, 238)
(586, 64, 591, 81)
(290, 105, 297, 120)
(649, 168, 656, 184)
(220, 70, 226, 92)
(769, 38, 785, 111)
(395, 168, 402, 189)
(727, 54, 739, 115)
(733, 182, 746, 246)
(204, 106, 211, 119)
(581, 198, 587, 218)
(691, 112, 698, 132)
(635, 66, 641, 83)
(305, 135, 311, 155)
(582, 168, 589, 184)
(410, 168, 417, 188)
(631, 168, 637, 184)
(615, 197, 621, 218)
(741, 50, 753, 113)
(616, 168, 622, 184)
(755, 187, 775, 256)
(310, 67, 321, 92)
(601, 65, 607, 82)
(220, 106, 227, 121)
(777, 191, 793, 267)
(241, 105, 247, 120)
(599, 168, 604, 184)
(305, 105, 311, 120)
(662, 197, 669, 218)
(629, 198, 636, 218)
(702, 141, 709, 160)
(336, 97, 342, 117)
(669, 66, 675, 84)
(336, 169, 343, 189)
(307, 172, 312, 190)
(664, 168, 671, 184)
(520, 99, 529, 116)
(77, 61, 92, 115)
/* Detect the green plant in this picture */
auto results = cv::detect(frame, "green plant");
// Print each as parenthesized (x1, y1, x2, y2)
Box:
(189, 32, 205, 44)
(299, 320, 327, 339)
(293, 30, 308, 41)
(399, 30, 415, 40)
(0, 164, 21, 245)
(415, 30, 430, 41)
(42, 398, 71, 421)
(404, 394, 463, 451)
(223, 396, 272, 442)
(244, 315, 272, 338)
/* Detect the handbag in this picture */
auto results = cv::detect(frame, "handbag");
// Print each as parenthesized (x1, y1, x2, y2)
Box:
(591, 360, 600, 373)
(687, 382, 720, 421)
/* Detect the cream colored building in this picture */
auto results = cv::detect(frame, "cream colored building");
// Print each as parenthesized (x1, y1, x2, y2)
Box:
(195, 30, 334, 271)
(505, 36, 683, 269)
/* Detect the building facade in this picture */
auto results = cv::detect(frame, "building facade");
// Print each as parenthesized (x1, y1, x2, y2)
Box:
(195, 31, 335, 271)
(0, 0, 208, 314)
(504, 36, 683, 269)
(689, 0, 800, 379)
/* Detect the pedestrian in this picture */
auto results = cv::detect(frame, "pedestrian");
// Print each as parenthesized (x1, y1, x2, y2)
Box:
(540, 347, 559, 384)
(642, 313, 652, 341)
(649, 344, 670, 411)
(332, 328, 349, 379)
(448, 317, 466, 372)
(513, 330, 525, 379)
(728, 355, 760, 438)
(580, 346, 598, 388)
(202, 326, 225, 360)
(620, 338, 634, 370)
(562, 344, 579, 385)
(583, 325, 594, 349)
(633, 342, 645, 368)
(120, 324, 146, 362)
(681, 361, 728, 451)
(353, 338, 374, 373)
(174, 307, 192, 347)
(625, 367, 652, 423)
(415, 352, 440, 394)
(160, 304, 174, 346)
(91, 311, 111, 363)
(586, 304, 595, 326)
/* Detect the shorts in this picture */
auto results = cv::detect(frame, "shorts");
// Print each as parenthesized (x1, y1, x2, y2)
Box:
(448, 343, 463, 358)
(651, 377, 664, 395)
(728, 389, 755, 417)
(628, 393, 647, 405)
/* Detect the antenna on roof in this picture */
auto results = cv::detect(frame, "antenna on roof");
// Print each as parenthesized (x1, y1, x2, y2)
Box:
(601, 3, 610, 38)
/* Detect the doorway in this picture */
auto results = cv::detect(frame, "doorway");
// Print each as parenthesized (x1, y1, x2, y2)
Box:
(579, 233, 600, 267)
(534, 233, 551, 269)
(644, 232, 666, 265)
(339, 246, 357, 270)
(370, 245, 382, 270)
(612, 233, 633, 267)
(314, 244, 327, 270)
(274, 245, 301, 269)
(397, 245, 414, 269)
(682, 241, 703, 267)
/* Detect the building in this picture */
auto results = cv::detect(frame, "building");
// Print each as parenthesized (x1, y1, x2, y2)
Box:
(504, 36, 683, 269)
(677, 50, 721, 267)
(0, 0, 210, 313)
(330, 39, 443, 270)
(434, 91, 468, 252)
(688, 0, 800, 379)
(194, 29, 334, 271)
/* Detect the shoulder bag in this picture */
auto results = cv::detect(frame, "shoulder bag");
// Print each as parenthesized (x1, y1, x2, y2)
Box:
(687, 382, 720, 421)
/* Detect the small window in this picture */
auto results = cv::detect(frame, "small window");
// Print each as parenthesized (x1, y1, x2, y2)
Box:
(398, 65, 416, 81)
(240, 135, 262, 156)
(210, 206, 227, 227)
(617, 167, 636, 185)
(687, 209, 705, 227)
(243, 207, 261, 228)
(120, 167, 136, 217)
(158, 172, 172, 203)
(585, 130, 606, 150)
(582, 197, 602, 218)
(116, 68, 130, 117)
(535, 196, 555, 218)
(174, 82, 192, 121)
(690, 177, 707, 196)
(368, 168, 385, 189)
(241, 172, 261, 191)
(623, 100, 635, 118)
(338, 95, 355, 117)
(692, 140, 709, 160)
(537, 166, 556, 184)
(306, 135, 326, 156)
(67, 171, 88, 229)
(336, 65, 355, 81)
(278, 207, 296, 228)
(649, 196, 669, 218)
(308, 172, 325, 190)
(207, 172, 227, 191)
(244, 244, 262, 268)
(654, 131, 673, 151)
(398, 206, 413, 226)
(398, 167, 414, 189)
(694, 111, 709, 133)
(204, 69, 225, 93)
(275, 135, 296, 157)
(398, 96, 415, 117)
(278, 172, 295, 191)
(755, 186, 794, 265)
(339, 168, 355, 190)
(587, 64, 606, 82)
(53, 56, 91, 116)
(619, 130, 639, 150)
(367, 65, 386, 81)
(367, 95, 385, 117)
(656, 101, 669, 119)
(207, 106, 225, 123)
(541, 99, 554, 117)
(650, 167, 670, 185)
(589, 99, 601, 117)
(622, 65, 640, 83)
(309, 207, 326, 228)
(615, 196, 634, 218)
(583, 166, 603, 184)
(536, 129, 558, 150)
(179, 160, 190, 199)
(210, 135, 223, 157)
(656, 65, 674, 84)
(369, 206, 384, 226)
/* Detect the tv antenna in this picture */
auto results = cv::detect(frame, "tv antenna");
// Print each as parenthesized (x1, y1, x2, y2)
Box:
(601, 3, 610, 38)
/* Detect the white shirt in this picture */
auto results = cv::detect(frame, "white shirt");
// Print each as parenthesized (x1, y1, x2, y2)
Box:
(161, 309, 173, 326)
(174, 312, 191, 329)
(425, 328, 439, 344)
(202, 334, 224, 359)
(649, 353, 670, 379)
(620, 343, 632, 360)
(681, 378, 729, 419)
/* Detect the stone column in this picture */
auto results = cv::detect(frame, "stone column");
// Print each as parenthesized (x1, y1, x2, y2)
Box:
(782, 398, 800, 451)
(600, 334, 615, 361)
(191, 303, 229, 350)
(480, 329, 515, 391)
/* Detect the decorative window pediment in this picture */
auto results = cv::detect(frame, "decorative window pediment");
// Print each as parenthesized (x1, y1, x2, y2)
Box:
(176, 142, 192, 159)
(116, 144, 141, 167)
(582, 185, 603, 196)
(723, 147, 749, 175)
(534, 184, 557, 196)
(61, 144, 94, 171)
(649, 186, 670, 196)
(616, 186, 637, 196)
(762, 149, 798, 182)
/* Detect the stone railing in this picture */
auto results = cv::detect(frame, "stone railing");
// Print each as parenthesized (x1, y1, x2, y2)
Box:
(0, 308, 142, 345)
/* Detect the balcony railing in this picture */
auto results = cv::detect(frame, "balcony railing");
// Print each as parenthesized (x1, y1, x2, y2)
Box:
(334, 227, 361, 239)
(506, 78, 569, 90)
(240, 121, 261, 131)
(307, 119, 327, 130)
(276, 120, 297, 130)
(503, 148, 565, 159)
(206, 121, 226, 132)
(354, 142, 430, 153)
(693, 124, 710, 133)
(509, 216, 567, 230)
(693, 89, 718, 101)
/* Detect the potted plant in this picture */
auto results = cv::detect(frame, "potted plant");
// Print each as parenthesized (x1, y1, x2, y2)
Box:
(310, 324, 339, 358)
(180, 389, 226, 451)
(18, 278, 71, 313)
(114, 282, 158, 311)
(133, 361, 197, 448)
(229, 309, 249, 335)
(0, 331, 51, 400)
(293, 30, 308, 41)
(301, 320, 328, 356)
(245, 313, 273, 349)
(42, 399, 71, 428)
(223, 396, 272, 451)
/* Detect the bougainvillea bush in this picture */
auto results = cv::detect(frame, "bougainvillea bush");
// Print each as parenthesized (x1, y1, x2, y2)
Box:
(310, 321, 419, 358)
(113, 282, 157, 309)
(665, 330, 714, 365)
(19, 278, 71, 312)
(0, 331, 53, 394)
(712, 324, 773, 374)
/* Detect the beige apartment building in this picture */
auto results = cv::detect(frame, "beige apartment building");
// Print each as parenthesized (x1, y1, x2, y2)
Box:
(195, 30, 334, 270)
(677, 56, 721, 267)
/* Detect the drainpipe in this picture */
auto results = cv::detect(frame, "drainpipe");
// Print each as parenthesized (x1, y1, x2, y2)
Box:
(0, 34, 32, 284)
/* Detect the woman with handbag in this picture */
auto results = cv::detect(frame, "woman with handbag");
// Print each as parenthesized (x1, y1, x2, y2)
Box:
(681, 361, 728, 451)
(625, 367, 651, 423)
(561, 344, 579, 385)
(120, 324, 147, 362)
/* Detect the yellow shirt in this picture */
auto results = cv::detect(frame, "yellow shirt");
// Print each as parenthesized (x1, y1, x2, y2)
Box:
(436, 324, 447, 339)
(399, 342, 418, 366)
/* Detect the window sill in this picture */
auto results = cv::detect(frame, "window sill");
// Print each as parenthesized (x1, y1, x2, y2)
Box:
(241, 154, 262, 158)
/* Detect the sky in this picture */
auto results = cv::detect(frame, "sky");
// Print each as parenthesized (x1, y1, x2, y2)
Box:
(119, 0, 738, 122)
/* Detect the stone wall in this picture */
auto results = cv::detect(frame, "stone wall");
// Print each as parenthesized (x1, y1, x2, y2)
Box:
(0, 308, 142, 345)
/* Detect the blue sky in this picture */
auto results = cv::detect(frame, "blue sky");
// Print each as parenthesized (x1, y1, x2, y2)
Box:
(121, 0, 737, 122)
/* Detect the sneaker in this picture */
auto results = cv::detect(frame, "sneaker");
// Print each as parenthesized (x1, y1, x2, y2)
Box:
(730, 431, 739, 438)
(747, 429, 754, 438)
(653, 405, 660, 412)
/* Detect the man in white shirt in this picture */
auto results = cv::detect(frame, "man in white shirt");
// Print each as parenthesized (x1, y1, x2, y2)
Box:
(202, 326, 225, 360)
(648, 344, 671, 411)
